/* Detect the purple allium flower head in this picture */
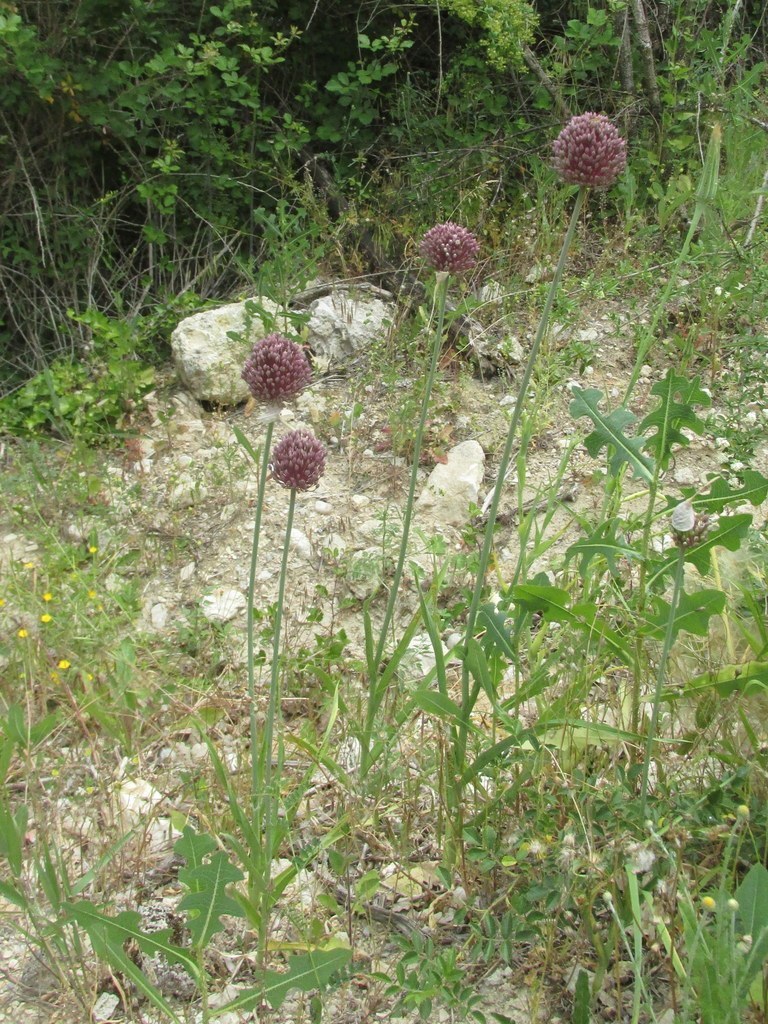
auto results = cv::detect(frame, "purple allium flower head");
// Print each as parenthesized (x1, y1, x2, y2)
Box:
(242, 333, 312, 403)
(419, 222, 480, 273)
(271, 429, 326, 491)
(552, 113, 627, 187)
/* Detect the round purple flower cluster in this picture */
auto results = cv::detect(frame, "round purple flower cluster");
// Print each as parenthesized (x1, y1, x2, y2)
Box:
(242, 333, 312, 403)
(552, 113, 627, 188)
(271, 429, 326, 491)
(419, 222, 480, 273)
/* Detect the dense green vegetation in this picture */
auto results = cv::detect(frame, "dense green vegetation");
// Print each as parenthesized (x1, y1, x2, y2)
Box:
(1, 3, 768, 1022)
(1, 0, 766, 405)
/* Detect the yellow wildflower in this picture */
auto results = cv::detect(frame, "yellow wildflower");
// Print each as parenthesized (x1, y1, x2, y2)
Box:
(40, 614, 52, 623)
(702, 896, 716, 911)
(42, 592, 53, 602)
(17, 628, 28, 638)
(58, 659, 71, 670)
(88, 546, 98, 554)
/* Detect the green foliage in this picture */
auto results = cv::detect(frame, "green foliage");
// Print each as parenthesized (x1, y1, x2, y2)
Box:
(438, 0, 537, 70)
(0, 309, 154, 441)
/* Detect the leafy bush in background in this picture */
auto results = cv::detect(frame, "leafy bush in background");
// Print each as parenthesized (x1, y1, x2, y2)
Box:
(1, 0, 766, 417)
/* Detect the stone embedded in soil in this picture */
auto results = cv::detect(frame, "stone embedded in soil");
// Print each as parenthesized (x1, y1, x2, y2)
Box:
(200, 587, 247, 622)
(415, 439, 485, 528)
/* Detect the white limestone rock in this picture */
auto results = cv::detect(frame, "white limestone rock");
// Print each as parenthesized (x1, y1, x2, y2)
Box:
(416, 440, 485, 528)
(306, 288, 395, 369)
(200, 587, 247, 623)
(171, 297, 283, 405)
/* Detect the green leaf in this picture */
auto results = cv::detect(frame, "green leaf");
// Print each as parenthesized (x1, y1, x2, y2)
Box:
(638, 370, 710, 468)
(572, 967, 591, 1024)
(734, 863, 768, 998)
(62, 901, 200, 1023)
(175, 826, 217, 884)
(565, 520, 644, 578)
(510, 585, 631, 664)
(570, 387, 654, 482)
(676, 660, 768, 698)
(642, 589, 726, 641)
(671, 470, 768, 515)
(412, 688, 464, 727)
(178, 851, 244, 948)
(476, 603, 516, 660)
(683, 514, 752, 574)
(650, 514, 753, 580)
(213, 947, 353, 1014)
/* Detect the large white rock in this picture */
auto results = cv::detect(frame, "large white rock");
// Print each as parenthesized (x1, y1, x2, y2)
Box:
(416, 440, 486, 527)
(306, 288, 395, 369)
(171, 297, 283, 404)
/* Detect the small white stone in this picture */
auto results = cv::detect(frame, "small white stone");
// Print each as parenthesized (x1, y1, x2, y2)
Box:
(179, 561, 196, 582)
(351, 493, 370, 508)
(150, 603, 169, 630)
(673, 466, 698, 486)
(576, 327, 599, 343)
(200, 588, 246, 622)
(92, 992, 120, 1022)
(640, 364, 653, 378)
(315, 500, 332, 513)
(289, 529, 312, 559)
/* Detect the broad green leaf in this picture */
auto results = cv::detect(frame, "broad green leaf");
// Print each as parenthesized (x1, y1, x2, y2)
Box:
(178, 851, 244, 948)
(510, 585, 631, 664)
(642, 589, 726, 640)
(670, 470, 768, 515)
(412, 688, 464, 726)
(565, 519, 644, 578)
(62, 901, 200, 1023)
(675, 660, 768, 698)
(639, 370, 709, 467)
(476, 603, 517, 660)
(570, 386, 654, 482)
(734, 864, 768, 999)
(175, 826, 217, 887)
(650, 514, 753, 581)
(213, 947, 353, 1014)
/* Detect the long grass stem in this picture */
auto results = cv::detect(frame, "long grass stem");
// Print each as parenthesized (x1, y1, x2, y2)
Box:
(458, 186, 587, 764)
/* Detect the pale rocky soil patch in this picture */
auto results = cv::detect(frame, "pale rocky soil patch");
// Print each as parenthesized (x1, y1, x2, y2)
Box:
(1, 298, 767, 1023)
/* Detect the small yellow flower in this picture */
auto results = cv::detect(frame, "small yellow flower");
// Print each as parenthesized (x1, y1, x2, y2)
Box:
(87, 590, 97, 599)
(23, 561, 35, 569)
(42, 592, 53, 602)
(736, 805, 750, 820)
(88, 546, 98, 554)
(58, 659, 71, 670)
(50, 671, 60, 683)
(702, 896, 717, 911)
(0, 598, 6, 607)
(40, 613, 52, 623)
(17, 628, 28, 638)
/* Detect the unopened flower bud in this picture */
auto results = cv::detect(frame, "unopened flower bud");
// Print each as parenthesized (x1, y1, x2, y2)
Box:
(242, 333, 312, 403)
(271, 429, 326, 491)
(552, 113, 627, 187)
(419, 222, 480, 273)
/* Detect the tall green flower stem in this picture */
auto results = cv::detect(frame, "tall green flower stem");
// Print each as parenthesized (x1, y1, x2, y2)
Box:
(244, 419, 275, 817)
(457, 185, 587, 773)
(359, 271, 451, 777)
(255, 485, 297, 957)
(640, 544, 685, 818)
